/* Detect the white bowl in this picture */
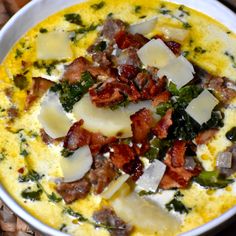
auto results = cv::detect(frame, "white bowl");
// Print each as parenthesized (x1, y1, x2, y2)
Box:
(0, 0, 236, 235)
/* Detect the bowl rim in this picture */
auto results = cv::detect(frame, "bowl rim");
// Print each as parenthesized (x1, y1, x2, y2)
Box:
(0, 0, 236, 235)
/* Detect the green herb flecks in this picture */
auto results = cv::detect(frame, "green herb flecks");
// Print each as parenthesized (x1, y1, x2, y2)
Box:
(64, 13, 83, 26)
(225, 51, 236, 69)
(39, 28, 48, 33)
(48, 192, 62, 203)
(33, 60, 66, 76)
(182, 51, 190, 57)
(19, 131, 29, 157)
(134, 5, 142, 14)
(15, 49, 23, 59)
(194, 46, 207, 54)
(165, 191, 191, 214)
(21, 188, 43, 201)
(178, 5, 190, 17)
(51, 71, 95, 112)
(59, 224, 67, 232)
(18, 170, 43, 183)
(0, 150, 7, 161)
(159, 5, 191, 29)
(94, 41, 107, 52)
(61, 148, 74, 158)
(138, 190, 155, 196)
(195, 171, 234, 188)
(110, 97, 129, 110)
(90, 1, 105, 10)
(13, 74, 28, 90)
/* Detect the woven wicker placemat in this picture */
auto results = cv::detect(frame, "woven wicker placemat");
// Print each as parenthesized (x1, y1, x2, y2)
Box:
(0, 0, 236, 235)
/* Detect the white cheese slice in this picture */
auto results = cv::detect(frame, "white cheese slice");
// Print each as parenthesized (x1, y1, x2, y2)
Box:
(136, 160, 166, 192)
(110, 185, 180, 235)
(73, 95, 132, 138)
(137, 39, 175, 68)
(37, 31, 72, 60)
(129, 16, 158, 35)
(185, 89, 219, 125)
(160, 26, 189, 42)
(157, 56, 194, 89)
(38, 92, 72, 139)
(101, 174, 129, 199)
(60, 145, 92, 183)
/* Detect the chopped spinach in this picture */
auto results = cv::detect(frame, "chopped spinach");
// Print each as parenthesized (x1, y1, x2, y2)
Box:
(144, 147, 159, 162)
(64, 207, 87, 222)
(21, 188, 43, 201)
(90, 1, 105, 10)
(51, 71, 95, 112)
(39, 28, 48, 33)
(48, 192, 62, 203)
(110, 97, 129, 110)
(166, 191, 191, 214)
(64, 13, 83, 26)
(18, 170, 43, 182)
(13, 74, 28, 90)
(195, 171, 234, 188)
(155, 101, 172, 116)
(138, 190, 154, 196)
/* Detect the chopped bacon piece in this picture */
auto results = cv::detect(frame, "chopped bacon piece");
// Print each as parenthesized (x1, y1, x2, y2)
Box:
(64, 120, 116, 155)
(123, 158, 143, 181)
(89, 155, 118, 194)
(129, 82, 141, 102)
(170, 140, 187, 168)
(133, 142, 150, 156)
(118, 64, 140, 80)
(90, 133, 116, 155)
(110, 144, 135, 169)
(165, 41, 181, 55)
(130, 108, 154, 143)
(101, 18, 127, 40)
(134, 72, 162, 100)
(195, 128, 219, 145)
(40, 129, 64, 145)
(25, 77, 54, 110)
(115, 31, 149, 50)
(160, 151, 202, 190)
(152, 108, 173, 139)
(56, 178, 91, 204)
(7, 106, 18, 121)
(152, 90, 171, 107)
(63, 120, 91, 151)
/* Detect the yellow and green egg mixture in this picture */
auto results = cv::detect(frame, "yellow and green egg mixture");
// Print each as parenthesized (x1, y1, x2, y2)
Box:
(0, 0, 236, 235)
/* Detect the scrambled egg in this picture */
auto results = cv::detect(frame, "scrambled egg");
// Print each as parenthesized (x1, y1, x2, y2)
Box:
(0, 0, 236, 235)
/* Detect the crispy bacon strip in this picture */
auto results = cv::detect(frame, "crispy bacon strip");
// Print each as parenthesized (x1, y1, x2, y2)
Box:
(160, 151, 202, 190)
(110, 144, 135, 169)
(152, 108, 173, 139)
(152, 90, 171, 107)
(170, 140, 187, 168)
(56, 178, 91, 204)
(130, 108, 154, 143)
(115, 31, 149, 49)
(63, 120, 91, 151)
(195, 128, 219, 145)
(25, 77, 54, 110)
(64, 120, 116, 155)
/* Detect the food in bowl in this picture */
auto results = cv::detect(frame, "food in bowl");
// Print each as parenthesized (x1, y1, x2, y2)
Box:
(0, 0, 236, 235)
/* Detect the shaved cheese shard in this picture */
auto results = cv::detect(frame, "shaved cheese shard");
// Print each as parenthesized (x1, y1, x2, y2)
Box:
(157, 56, 194, 89)
(129, 16, 158, 35)
(38, 92, 72, 139)
(73, 95, 132, 138)
(101, 174, 129, 199)
(185, 89, 219, 125)
(137, 39, 175, 68)
(136, 160, 166, 192)
(60, 145, 92, 182)
(37, 31, 72, 60)
(110, 187, 180, 235)
(160, 26, 189, 42)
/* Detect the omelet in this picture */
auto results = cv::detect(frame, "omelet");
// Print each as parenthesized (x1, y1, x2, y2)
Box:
(0, 0, 236, 236)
